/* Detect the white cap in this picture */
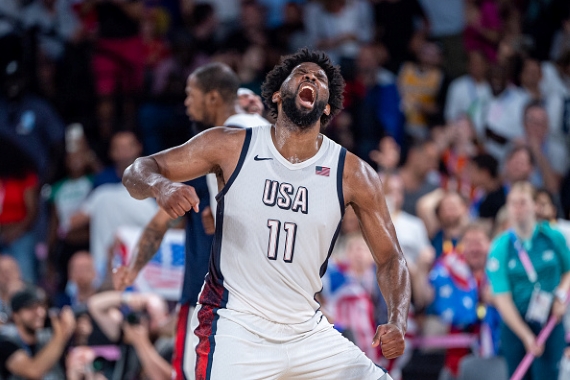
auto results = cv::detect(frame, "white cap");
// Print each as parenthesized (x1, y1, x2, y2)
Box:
(237, 88, 255, 96)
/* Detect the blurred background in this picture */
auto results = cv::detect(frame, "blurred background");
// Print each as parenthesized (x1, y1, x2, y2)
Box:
(1, 0, 570, 379)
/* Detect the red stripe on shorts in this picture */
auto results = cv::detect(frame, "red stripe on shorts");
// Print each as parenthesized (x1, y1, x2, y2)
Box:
(172, 303, 190, 380)
(194, 274, 226, 380)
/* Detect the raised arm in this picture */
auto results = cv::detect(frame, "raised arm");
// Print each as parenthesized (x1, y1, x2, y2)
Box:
(343, 152, 411, 359)
(122, 127, 246, 218)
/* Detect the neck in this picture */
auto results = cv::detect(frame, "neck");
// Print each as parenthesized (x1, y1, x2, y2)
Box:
(213, 104, 237, 126)
(272, 117, 322, 163)
(514, 219, 536, 239)
(16, 324, 36, 345)
(444, 219, 467, 238)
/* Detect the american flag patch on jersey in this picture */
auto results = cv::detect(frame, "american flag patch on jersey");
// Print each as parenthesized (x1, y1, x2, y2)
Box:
(315, 166, 330, 176)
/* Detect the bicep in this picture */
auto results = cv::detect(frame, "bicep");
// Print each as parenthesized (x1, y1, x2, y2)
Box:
(152, 127, 243, 183)
(345, 156, 402, 266)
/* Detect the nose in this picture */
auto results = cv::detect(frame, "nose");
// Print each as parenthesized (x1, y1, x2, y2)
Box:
(304, 72, 317, 82)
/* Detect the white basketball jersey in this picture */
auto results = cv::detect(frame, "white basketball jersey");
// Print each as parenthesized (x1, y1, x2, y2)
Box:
(201, 125, 346, 325)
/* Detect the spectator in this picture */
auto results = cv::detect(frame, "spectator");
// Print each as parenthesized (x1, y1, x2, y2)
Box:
(383, 173, 434, 267)
(304, 0, 373, 69)
(237, 87, 266, 118)
(444, 50, 492, 124)
(267, 1, 308, 55)
(534, 188, 570, 244)
(0, 0, 20, 38)
(258, 0, 306, 29)
(182, 2, 220, 57)
(487, 181, 570, 379)
(55, 251, 97, 308)
(373, 0, 428, 74)
(0, 140, 40, 284)
(88, 0, 144, 137)
(521, 0, 569, 60)
(0, 34, 65, 183)
(464, 0, 502, 63)
(48, 124, 100, 290)
(93, 130, 143, 189)
(0, 256, 24, 325)
(540, 50, 570, 149)
(0, 287, 76, 379)
(419, 191, 471, 258)
(68, 183, 157, 284)
(520, 100, 567, 193)
(550, 12, 570, 61)
(344, 43, 404, 159)
(87, 291, 173, 380)
(222, 0, 269, 54)
(398, 41, 446, 140)
(398, 139, 440, 215)
(21, 0, 83, 99)
(418, 0, 466, 78)
(502, 146, 534, 189)
(472, 65, 526, 163)
(414, 223, 500, 379)
(437, 115, 481, 199)
(470, 153, 506, 220)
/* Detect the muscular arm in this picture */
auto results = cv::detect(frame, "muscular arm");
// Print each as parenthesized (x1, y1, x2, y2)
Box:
(122, 127, 245, 217)
(344, 153, 411, 337)
(6, 337, 67, 380)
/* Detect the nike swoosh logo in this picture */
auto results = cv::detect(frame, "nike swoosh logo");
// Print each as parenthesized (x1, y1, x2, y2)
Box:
(254, 155, 273, 161)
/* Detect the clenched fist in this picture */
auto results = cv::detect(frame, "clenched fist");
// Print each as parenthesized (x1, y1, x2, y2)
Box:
(156, 182, 200, 218)
(372, 323, 406, 359)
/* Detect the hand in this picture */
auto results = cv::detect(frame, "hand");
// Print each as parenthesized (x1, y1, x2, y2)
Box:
(369, 136, 400, 171)
(123, 292, 149, 311)
(112, 265, 139, 291)
(156, 182, 200, 218)
(122, 322, 149, 346)
(522, 332, 544, 357)
(372, 323, 406, 359)
(552, 299, 567, 323)
(51, 306, 77, 341)
(201, 206, 215, 235)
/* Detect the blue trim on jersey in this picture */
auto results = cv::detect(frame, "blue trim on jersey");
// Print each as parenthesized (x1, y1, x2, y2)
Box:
(319, 147, 347, 278)
(215, 127, 252, 202)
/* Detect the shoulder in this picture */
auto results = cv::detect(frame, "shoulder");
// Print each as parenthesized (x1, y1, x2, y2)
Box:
(489, 231, 512, 257)
(538, 222, 567, 246)
(342, 151, 382, 205)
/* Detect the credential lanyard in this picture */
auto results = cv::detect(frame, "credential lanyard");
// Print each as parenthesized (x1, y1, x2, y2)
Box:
(510, 230, 537, 283)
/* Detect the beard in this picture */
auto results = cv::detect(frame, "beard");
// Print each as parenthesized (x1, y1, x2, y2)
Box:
(281, 88, 327, 129)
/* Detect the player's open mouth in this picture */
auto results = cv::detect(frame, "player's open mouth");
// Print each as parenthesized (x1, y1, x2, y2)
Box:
(298, 85, 316, 109)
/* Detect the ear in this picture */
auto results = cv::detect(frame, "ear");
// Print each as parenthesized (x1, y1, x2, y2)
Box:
(272, 91, 280, 104)
(206, 90, 221, 105)
(324, 104, 331, 116)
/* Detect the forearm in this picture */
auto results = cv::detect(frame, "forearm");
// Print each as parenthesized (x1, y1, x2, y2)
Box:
(131, 339, 172, 380)
(494, 293, 532, 340)
(557, 272, 570, 294)
(122, 157, 167, 200)
(409, 266, 434, 310)
(130, 222, 170, 272)
(28, 335, 68, 377)
(377, 254, 411, 332)
(532, 148, 560, 193)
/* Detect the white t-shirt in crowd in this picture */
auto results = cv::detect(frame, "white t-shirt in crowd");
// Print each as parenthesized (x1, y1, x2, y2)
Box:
(392, 211, 431, 265)
(444, 75, 492, 123)
(81, 183, 157, 282)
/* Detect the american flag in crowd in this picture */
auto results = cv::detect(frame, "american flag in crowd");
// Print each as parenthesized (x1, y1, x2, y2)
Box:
(315, 166, 330, 176)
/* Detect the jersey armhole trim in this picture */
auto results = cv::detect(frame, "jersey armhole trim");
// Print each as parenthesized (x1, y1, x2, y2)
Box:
(337, 147, 347, 217)
(215, 128, 252, 201)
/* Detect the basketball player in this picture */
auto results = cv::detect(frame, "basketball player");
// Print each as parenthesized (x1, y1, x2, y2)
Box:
(123, 49, 410, 380)
(114, 62, 269, 379)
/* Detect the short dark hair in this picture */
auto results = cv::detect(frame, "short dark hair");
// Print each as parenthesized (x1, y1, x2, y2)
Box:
(261, 48, 345, 127)
(523, 99, 545, 118)
(192, 62, 240, 104)
(471, 153, 499, 179)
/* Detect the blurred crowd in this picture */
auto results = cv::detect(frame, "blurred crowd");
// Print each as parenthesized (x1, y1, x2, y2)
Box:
(2, 0, 570, 379)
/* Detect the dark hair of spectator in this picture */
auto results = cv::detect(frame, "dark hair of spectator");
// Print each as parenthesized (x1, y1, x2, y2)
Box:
(471, 153, 499, 179)
(434, 191, 468, 218)
(191, 62, 240, 104)
(523, 99, 545, 118)
(0, 139, 37, 178)
(535, 187, 556, 205)
(261, 48, 345, 128)
(189, 3, 215, 27)
(506, 145, 535, 167)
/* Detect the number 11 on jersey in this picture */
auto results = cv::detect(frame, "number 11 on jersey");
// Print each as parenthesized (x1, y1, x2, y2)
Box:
(267, 219, 297, 263)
